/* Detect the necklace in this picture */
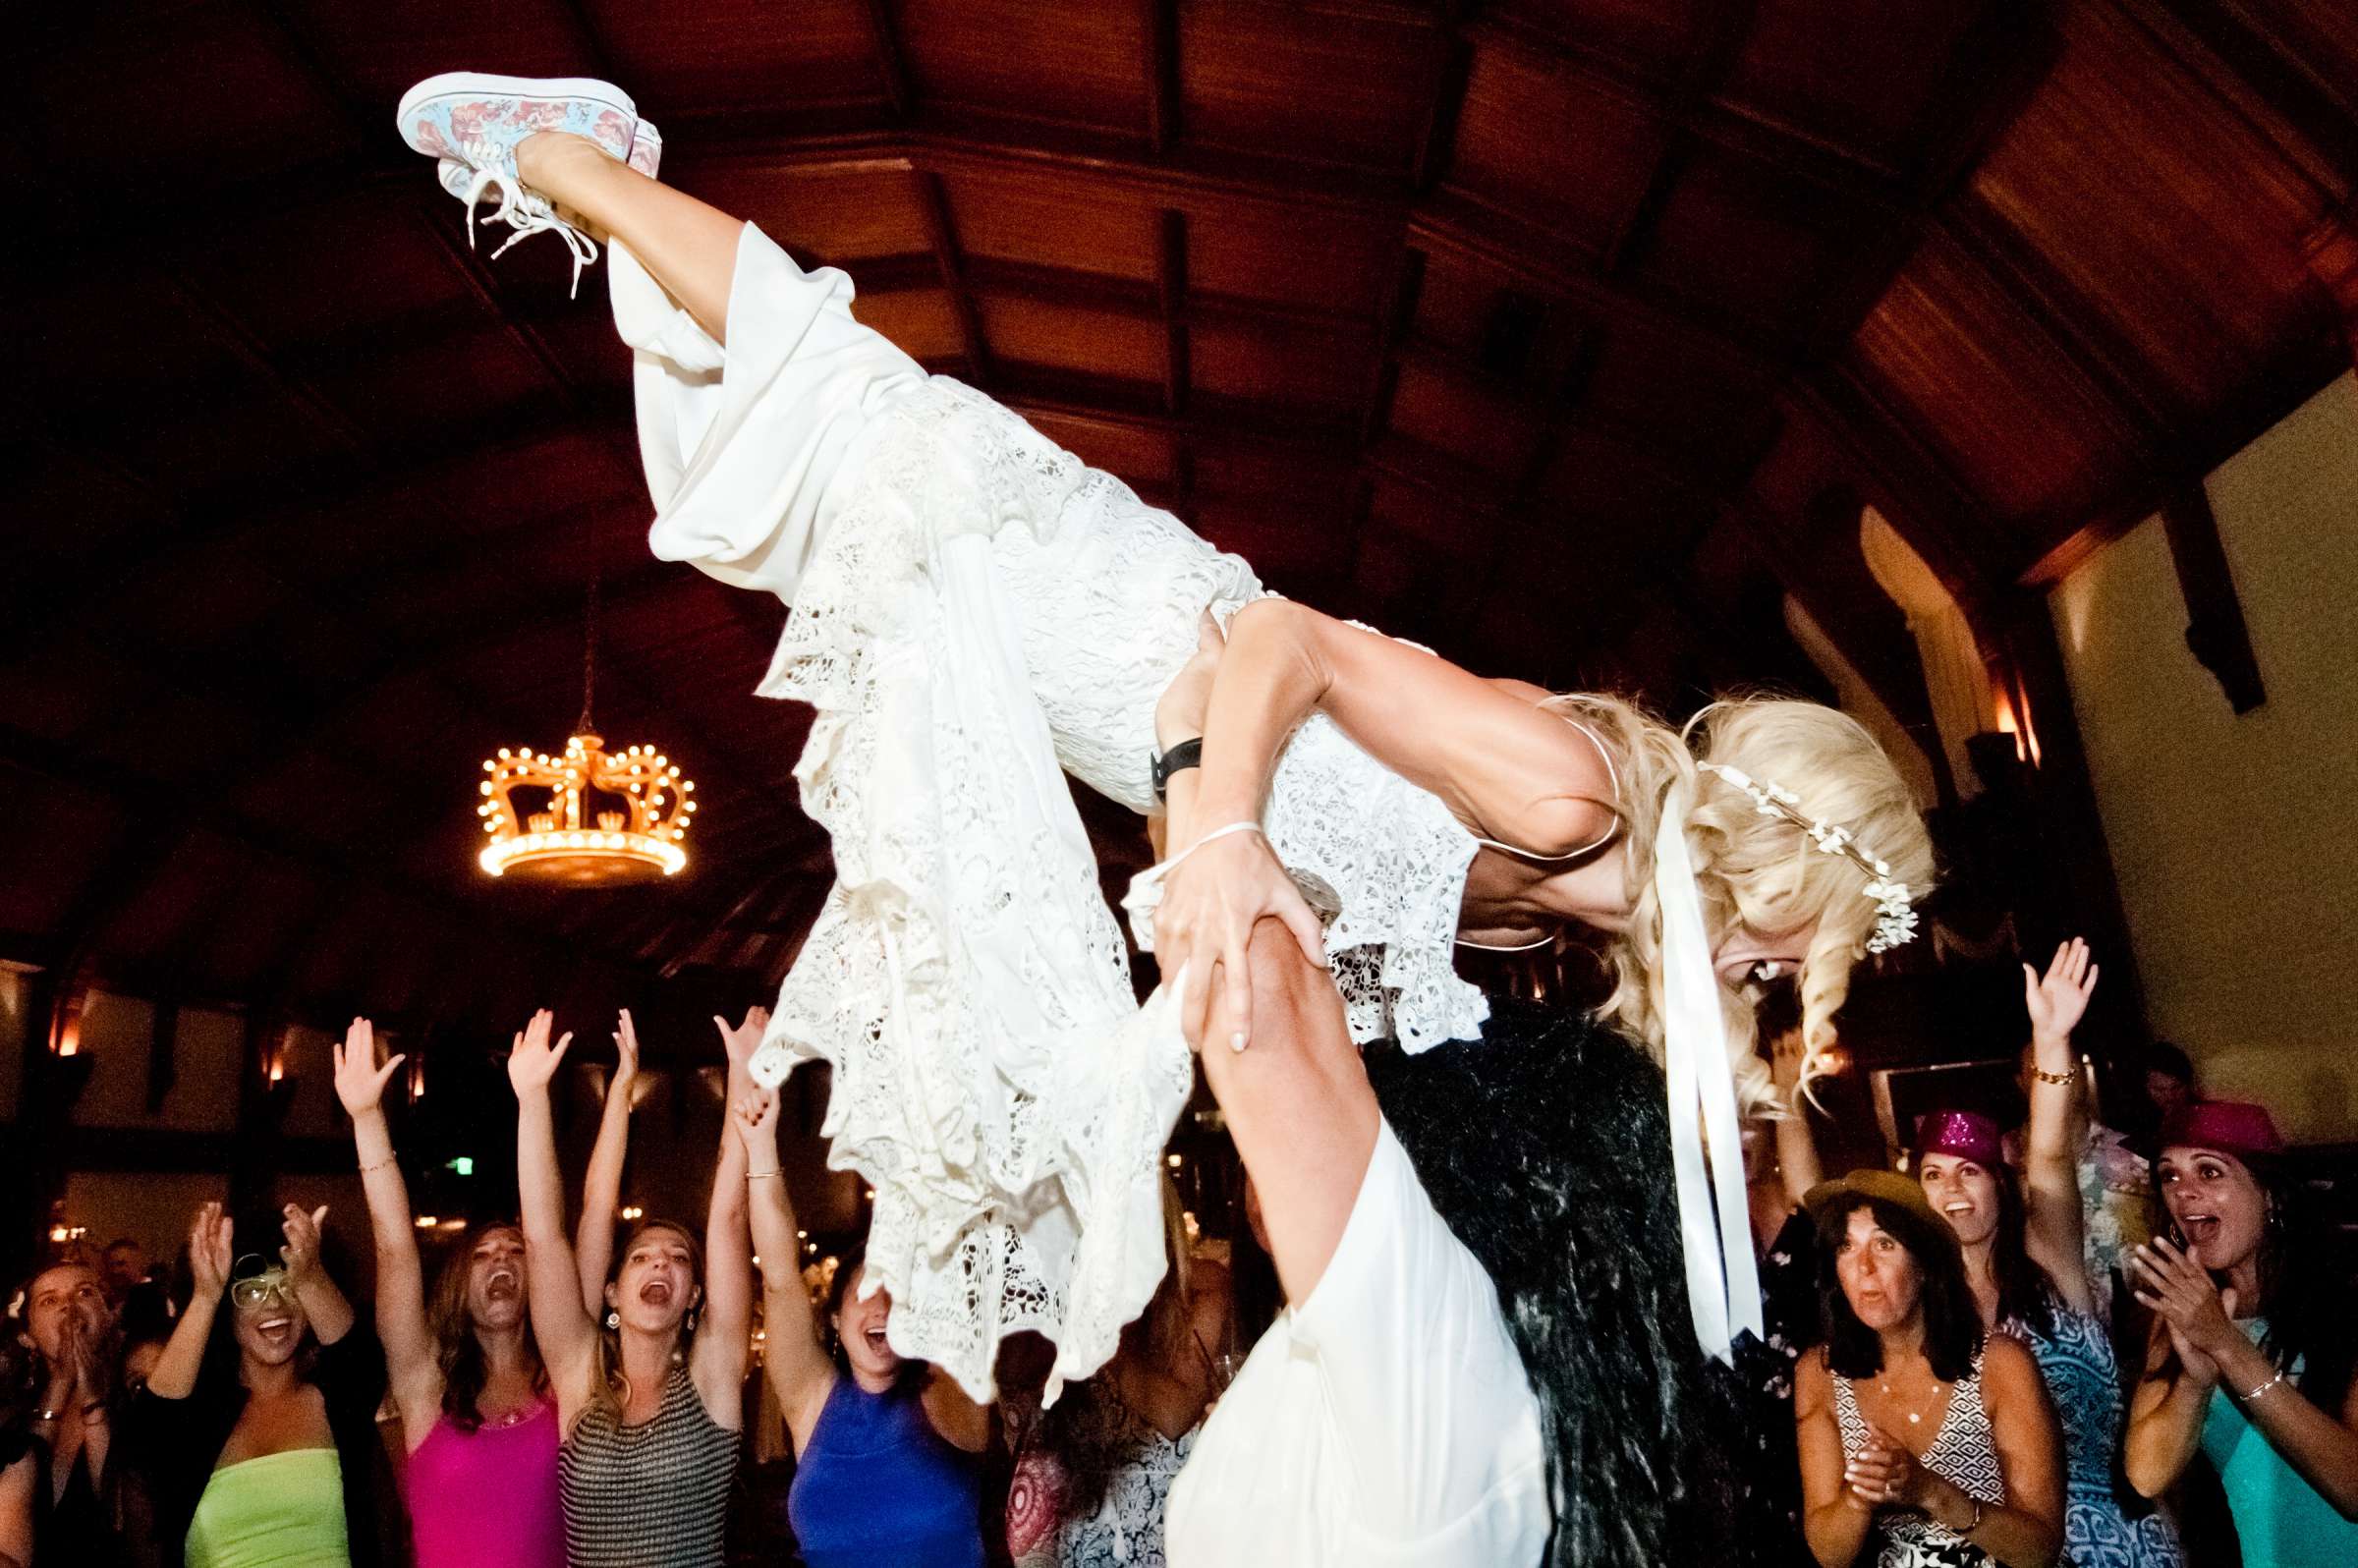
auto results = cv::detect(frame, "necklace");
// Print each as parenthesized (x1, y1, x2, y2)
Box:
(1876, 1374, 1946, 1427)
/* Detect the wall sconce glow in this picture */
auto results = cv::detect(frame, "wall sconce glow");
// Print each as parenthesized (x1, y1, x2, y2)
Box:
(53, 991, 85, 1056)
(619, 1204, 645, 1221)
(415, 1215, 438, 1229)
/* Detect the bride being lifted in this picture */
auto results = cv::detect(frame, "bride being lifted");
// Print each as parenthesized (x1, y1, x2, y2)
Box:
(393, 74, 1933, 1407)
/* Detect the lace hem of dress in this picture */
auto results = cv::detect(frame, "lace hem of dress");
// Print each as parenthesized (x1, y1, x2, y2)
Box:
(743, 381, 1192, 1405)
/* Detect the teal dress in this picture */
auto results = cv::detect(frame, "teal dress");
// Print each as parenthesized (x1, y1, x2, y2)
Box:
(2200, 1318, 2358, 1568)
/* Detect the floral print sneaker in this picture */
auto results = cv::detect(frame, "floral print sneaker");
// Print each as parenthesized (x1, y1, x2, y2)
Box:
(430, 117, 662, 286)
(396, 72, 646, 296)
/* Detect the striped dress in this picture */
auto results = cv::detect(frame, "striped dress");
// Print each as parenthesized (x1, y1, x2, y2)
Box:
(558, 1367, 739, 1568)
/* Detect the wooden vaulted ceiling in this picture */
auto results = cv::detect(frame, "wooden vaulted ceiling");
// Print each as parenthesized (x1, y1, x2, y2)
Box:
(5, 0, 2354, 1057)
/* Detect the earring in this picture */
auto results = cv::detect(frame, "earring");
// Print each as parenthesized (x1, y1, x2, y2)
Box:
(684, 1308, 700, 1334)
(603, 1310, 620, 1330)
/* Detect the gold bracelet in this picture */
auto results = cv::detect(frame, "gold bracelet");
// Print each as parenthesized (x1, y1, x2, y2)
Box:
(2032, 1062, 2077, 1087)
(2245, 1367, 2286, 1402)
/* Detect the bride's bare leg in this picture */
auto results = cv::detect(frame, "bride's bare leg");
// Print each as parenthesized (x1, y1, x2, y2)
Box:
(516, 131, 742, 343)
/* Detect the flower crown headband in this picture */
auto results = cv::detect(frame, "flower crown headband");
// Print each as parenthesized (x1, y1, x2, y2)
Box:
(1697, 761, 1919, 954)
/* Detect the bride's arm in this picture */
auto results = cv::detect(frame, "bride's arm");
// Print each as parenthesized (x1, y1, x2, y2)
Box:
(1195, 599, 1616, 857)
(1155, 598, 1614, 1049)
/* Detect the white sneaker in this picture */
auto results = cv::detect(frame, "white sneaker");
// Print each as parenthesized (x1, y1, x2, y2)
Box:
(396, 72, 646, 296)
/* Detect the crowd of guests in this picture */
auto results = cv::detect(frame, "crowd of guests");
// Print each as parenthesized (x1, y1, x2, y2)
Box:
(4, 941, 2353, 1567)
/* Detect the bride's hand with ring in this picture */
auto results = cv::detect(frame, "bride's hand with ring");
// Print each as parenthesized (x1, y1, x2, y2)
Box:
(1155, 825, 1328, 1054)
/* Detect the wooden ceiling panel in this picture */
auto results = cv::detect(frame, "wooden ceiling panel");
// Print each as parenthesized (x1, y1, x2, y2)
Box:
(1184, 491, 1352, 586)
(1177, 0, 1435, 170)
(1385, 357, 1549, 477)
(0, 636, 152, 751)
(14, 0, 2358, 1026)
(1404, 252, 1588, 386)
(680, 162, 932, 263)
(182, 200, 479, 356)
(1626, 142, 1876, 332)
(91, 830, 260, 970)
(1850, 229, 2143, 539)
(19, 7, 359, 201)
(1580, 321, 1778, 464)
(898, 0, 1151, 135)
(1447, 36, 1666, 256)
(184, 859, 330, 997)
(1510, 0, 1715, 77)
(979, 295, 1165, 382)
(306, 321, 558, 453)
(943, 173, 1159, 283)
(849, 285, 970, 365)
(1191, 316, 1370, 417)
(1965, 1, 2335, 413)
(1020, 411, 1182, 487)
(585, 0, 886, 113)
(1721, 0, 1984, 167)
(11, 446, 158, 576)
(0, 781, 127, 941)
(1185, 204, 1394, 317)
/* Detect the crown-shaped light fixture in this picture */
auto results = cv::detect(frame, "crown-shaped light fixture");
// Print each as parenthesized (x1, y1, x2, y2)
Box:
(475, 519, 701, 884)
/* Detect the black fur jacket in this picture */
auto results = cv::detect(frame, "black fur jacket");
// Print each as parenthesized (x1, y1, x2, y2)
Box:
(1365, 994, 1744, 1568)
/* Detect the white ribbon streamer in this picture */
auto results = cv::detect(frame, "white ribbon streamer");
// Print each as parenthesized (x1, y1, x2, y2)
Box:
(1653, 779, 1766, 1366)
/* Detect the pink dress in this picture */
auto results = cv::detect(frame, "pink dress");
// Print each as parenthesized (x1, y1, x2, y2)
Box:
(405, 1399, 566, 1568)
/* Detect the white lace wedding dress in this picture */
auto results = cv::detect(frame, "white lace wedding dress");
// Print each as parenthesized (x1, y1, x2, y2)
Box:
(612, 224, 1491, 1401)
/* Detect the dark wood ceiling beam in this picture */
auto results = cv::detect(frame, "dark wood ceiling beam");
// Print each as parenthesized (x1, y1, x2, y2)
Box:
(1411, 8, 1472, 194)
(1796, 3, 2063, 359)
(853, 251, 1374, 338)
(0, 401, 624, 667)
(1718, 494, 1958, 803)
(1937, 196, 2179, 442)
(0, 723, 663, 990)
(1360, 246, 1426, 446)
(1144, 0, 1181, 155)
(1468, 6, 1914, 199)
(866, 0, 915, 121)
(1156, 208, 1190, 416)
(1599, 0, 1762, 276)
(660, 119, 1786, 375)
(915, 170, 992, 387)
(1406, 193, 1782, 378)
(554, 0, 625, 85)
(2122, 0, 2358, 188)
(1788, 366, 2000, 617)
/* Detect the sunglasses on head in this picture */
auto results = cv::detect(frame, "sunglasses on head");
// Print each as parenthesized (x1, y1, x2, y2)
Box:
(228, 1254, 291, 1309)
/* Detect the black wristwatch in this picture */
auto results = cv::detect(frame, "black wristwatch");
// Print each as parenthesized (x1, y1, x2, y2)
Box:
(1151, 738, 1204, 804)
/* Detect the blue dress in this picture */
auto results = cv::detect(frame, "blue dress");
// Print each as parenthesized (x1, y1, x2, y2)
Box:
(2014, 1307, 2184, 1568)
(787, 1376, 983, 1568)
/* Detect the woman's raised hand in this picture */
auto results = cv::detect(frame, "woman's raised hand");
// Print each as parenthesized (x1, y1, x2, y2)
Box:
(189, 1203, 234, 1299)
(279, 1203, 331, 1287)
(331, 1017, 406, 1116)
(2024, 937, 2099, 1050)
(713, 1005, 769, 1077)
(612, 1008, 645, 1103)
(1154, 825, 1328, 1053)
(733, 1087, 780, 1153)
(506, 1009, 573, 1094)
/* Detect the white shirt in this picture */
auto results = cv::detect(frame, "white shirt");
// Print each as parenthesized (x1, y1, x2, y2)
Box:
(1165, 1120, 1549, 1567)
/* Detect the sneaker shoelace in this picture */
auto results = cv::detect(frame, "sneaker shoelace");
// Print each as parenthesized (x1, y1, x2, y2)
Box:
(457, 165, 600, 298)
